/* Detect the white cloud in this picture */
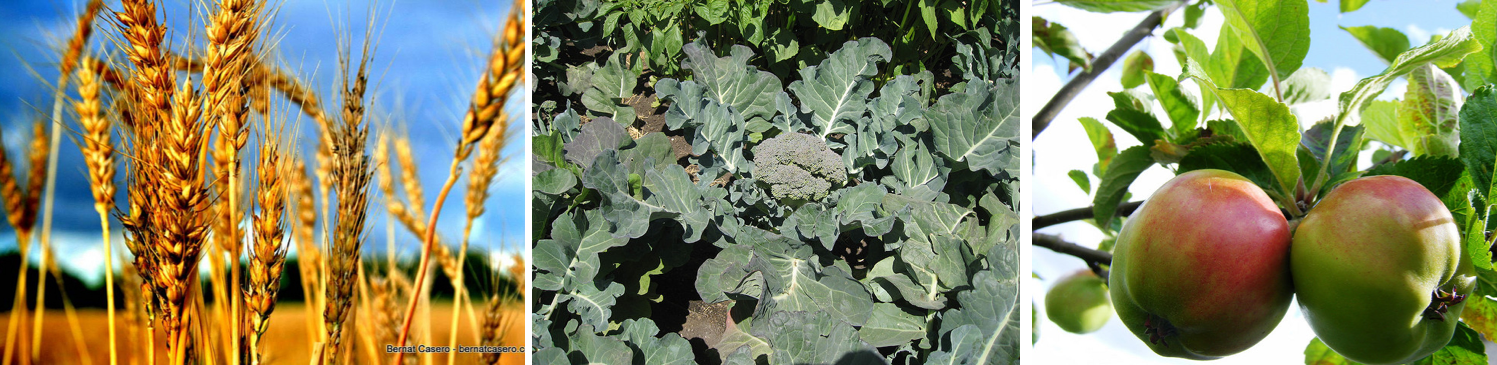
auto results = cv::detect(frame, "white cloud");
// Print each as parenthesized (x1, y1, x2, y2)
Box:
(1407, 24, 1431, 45)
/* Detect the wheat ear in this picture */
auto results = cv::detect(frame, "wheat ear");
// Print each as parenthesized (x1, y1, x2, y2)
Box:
(395, 3, 525, 358)
(76, 54, 120, 365)
(205, 0, 263, 360)
(321, 39, 373, 365)
(246, 123, 287, 365)
(116, 0, 214, 360)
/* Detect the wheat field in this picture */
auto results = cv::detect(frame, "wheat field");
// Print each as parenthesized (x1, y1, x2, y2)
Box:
(0, 0, 527, 364)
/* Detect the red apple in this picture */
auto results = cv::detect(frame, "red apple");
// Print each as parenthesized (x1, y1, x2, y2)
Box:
(1109, 169, 1293, 359)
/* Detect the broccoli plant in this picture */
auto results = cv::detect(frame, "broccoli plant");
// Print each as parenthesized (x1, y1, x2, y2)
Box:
(752, 133, 846, 205)
(531, 3, 1019, 363)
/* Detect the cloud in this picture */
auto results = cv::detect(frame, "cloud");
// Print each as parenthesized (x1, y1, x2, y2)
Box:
(1406, 24, 1431, 45)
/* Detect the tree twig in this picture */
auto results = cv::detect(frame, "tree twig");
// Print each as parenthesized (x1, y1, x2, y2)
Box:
(1033, 201, 1145, 230)
(1035, 233, 1112, 265)
(1031, 0, 1188, 138)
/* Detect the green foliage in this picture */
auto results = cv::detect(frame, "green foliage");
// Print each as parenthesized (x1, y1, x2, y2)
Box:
(533, 20, 1018, 362)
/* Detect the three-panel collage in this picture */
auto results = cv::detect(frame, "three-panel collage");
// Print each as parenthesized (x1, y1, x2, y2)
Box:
(1033, 1, 1497, 364)
(1, 0, 1494, 364)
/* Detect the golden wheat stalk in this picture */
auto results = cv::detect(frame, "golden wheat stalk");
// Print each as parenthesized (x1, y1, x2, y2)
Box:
(245, 123, 286, 365)
(321, 39, 373, 365)
(9, 5, 103, 363)
(443, 113, 508, 364)
(75, 54, 122, 365)
(395, 4, 524, 358)
(204, 0, 262, 360)
(116, 0, 214, 359)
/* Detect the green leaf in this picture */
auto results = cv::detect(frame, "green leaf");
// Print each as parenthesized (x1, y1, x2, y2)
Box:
(1120, 50, 1154, 89)
(788, 38, 892, 140)
(1033, 17, 1093, 70)
(892, 141, 946, 191)
(1092, 146, 1154, 231)
(756, 311, 877, 364)
(691, 100, 752, 173)
(1078, 117, 1119, 176)
(564, 118, 630, 170)
(1341, 25, 1411, 65)
(1300, 122, 1364, 183)
(566, 323, 635, 364)
(1282, 67, 1333, 105)
(1143, 70, 1200, 139)
(1337, 26, 1481, 134)
(931, 268, 1020, 364)
(1214, 0, 1312, 83)
(1459, 85, 1497, 201)
(1178, 143, 1280, 196)
(1340, 0, 1370, 13)
(1305, 337, 1359, 365)
(1173, 27, 1269, 91)
(858, 302, 928, 347)
(1459, 0, 1481, 20)
(930, 79, 1019, 176)
(1468, 0, 1497, 87)
(1053, 0, 1180, 13)
(1460, 297, 1497, 342)
(534, 210, 629, 328)
(1068, 169, 1092, 194)
(580, 56, 640, 125)
(694, 0, 730, 25)
(618, 319, 695, 364)
(1362, 100, 1413, 151)
(1400, 64, 1464, 157)
(534, 168, 578, 196)
(921, 0, 939, 40)
(675, 41, 784, 122)
(1410, 322, 1487, 365)
(811, 0, 851, 30)
(1205, 86, 1303, 198)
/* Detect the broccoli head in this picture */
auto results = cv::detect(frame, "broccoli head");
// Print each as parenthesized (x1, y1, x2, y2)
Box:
(752, 133, 847, 203)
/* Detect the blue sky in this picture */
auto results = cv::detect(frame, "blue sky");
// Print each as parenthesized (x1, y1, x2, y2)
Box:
(1031, 1, 1480, 363)
(0, 0, 525, 285)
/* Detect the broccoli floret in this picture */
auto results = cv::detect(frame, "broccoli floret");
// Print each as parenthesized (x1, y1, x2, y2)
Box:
(752, 133, 847, 203)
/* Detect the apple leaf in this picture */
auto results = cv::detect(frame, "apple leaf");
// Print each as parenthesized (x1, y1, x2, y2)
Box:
(1340, 0, 1370, 13)
(1281, 67, 1333, 105)
(1337, 26, 1481, 132)
(1401, 64, 1464, 157)
(1053, 0, 1180, 13)
(1033, 17, 1093, 70)
(1410, 322, 1487, 365)
(1459, 85, 1497, 202)
(1299, 122, 1364, 187)
(1459, 0, 1481, 20)
(1092, 146, 1154, 231)
(1341, 25, 1410, 65)
(1460, 296, 1497, 341)
(1362, 100, 1413, 151)
(1197, 82, 1303, 201)
(1120, 50, 1153, 89)
(1214, 0, 1311, 83)
(1079, 117, 1119, 176)
(1465, 0, 1497, 87)
(1304, 337, 1359, 365)
(1068, 169, 1091, 194)
(1143, 71, 1200, 139)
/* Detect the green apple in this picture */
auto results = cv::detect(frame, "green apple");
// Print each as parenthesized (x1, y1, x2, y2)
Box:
(1110, 169, 1293, 359)
(1046, 270, 1111, 334)
(1293, 175, 1474, 365)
